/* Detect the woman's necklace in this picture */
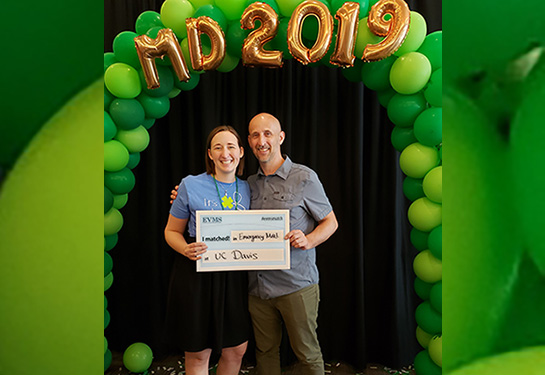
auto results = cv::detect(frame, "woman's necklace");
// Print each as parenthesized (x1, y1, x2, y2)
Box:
(213, 175, 238, 210)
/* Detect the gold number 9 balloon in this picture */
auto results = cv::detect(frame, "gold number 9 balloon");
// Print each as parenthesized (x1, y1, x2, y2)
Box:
(362, 0, 410, 62)
(241, 2, 283, 68)
(287, 0, 334, 65)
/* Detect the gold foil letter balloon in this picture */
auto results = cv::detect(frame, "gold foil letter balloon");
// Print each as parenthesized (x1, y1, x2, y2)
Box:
(287, 0, 334, 65)
(186, 16, 226, 71)
(330, 2, 360, 67)
(134, 28, 190, 89)
(362, 0, 410, 62)
(241, 2, 283, 68)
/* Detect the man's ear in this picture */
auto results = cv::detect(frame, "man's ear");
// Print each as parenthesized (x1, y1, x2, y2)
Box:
(279, 131, 285, 145)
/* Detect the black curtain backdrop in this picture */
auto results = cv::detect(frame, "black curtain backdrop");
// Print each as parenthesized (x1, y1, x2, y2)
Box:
(104, 1, 441, 370)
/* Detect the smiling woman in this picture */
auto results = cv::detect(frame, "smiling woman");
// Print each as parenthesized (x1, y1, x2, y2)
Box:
(104, 0, 441, 373)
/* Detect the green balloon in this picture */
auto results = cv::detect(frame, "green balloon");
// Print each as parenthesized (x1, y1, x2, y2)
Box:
(245, 0, 280, 15)
(395, 11, 427, 56)
(104, 168, 136, 195)
(113, 194, 129, 210)
(415, 301, 442, 335)
(418, 31, 442, 71)
(414, 349, 442, 375)
(135, 10, 164, 35)
(104, 186, 114, 213)
(430, 281, 442, 313)
(414, 277, 432, 300)
(226, 20, 250, 58)
(341, 59, 364, 82)
(399, 143, 439, 179)
(104, 140, 129, 172)
(142, 118, 156, 130)
(104, 309, 110, 329)
(123, 343, 154, 373)
(391, 126, 417, 152)
(301, 0, 330, 41)
(428, 335, 442, 368)
(413, 249, 442, 284)
(403, 176, 425, 201)
(104, 87, 115, 110)
(424, 68, 442, 107)
(376, 87, 395, 108)
(390, 52, 432, 95)
(127, 152, 141, 170)
(276, 0, 305, 17)
(138, 92, 171, 119)
(416, 326, 433, 349)
(105, 234, 119, 251)
(104, 252, 113, 277)
(160, 0, 195, 39)
(169, 87, 182, 98)
(361, 55, 397, 91)
(428, 225, 442, 260)
(423, 166, 442, 203)
(144, 27, 173, 66)
(271, 17, 292, 59)
(109, 98, 146, 130)
(104, 336, 108, 354)
(115, 126, 150, 153)
(113, 31, 141, 68)
(104, 272, 114, 292)
(410, 228, 429, 251)
(408, 198, 442, 232)
(215, 0, 247, 21)
(104, 349, 113, 372)
(104, 63, 142, 99)
(104, 208, 123, 236)
(217, 52, 240, 73)
(387, 92, 427, 128)
(104, 52, 117, 72)
(104, 111, 117, 141)
(194, 4, 228, 31)
(175, 72, 200, 90)
(354, 16, 382, 59)
(414, 107, 442, 147)
(141, 65, 175, 98)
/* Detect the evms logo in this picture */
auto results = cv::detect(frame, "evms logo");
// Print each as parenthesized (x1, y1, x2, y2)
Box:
(202, 216, 222, 224)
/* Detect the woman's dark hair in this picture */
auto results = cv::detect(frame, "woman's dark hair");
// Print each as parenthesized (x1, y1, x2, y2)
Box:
(205, 125, 245, 176)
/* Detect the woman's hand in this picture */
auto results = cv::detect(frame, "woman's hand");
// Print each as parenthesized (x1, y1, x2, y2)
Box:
(182, 241, 208, 260)
(170, 185, 179, 204)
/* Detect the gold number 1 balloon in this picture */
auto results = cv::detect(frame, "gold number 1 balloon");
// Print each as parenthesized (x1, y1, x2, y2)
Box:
(362, 0, 410, 62)
(134, 28, 190, 89)
(330, 2, 360, 67)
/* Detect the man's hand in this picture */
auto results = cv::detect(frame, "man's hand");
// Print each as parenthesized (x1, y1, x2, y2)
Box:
(285, 230, 310, 250)
(170, 185, 179, 204)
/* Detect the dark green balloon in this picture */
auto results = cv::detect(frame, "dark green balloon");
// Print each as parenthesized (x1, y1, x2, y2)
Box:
(411, 228, 430, 251)
(414, 107, 443, 147)
(245, 0, 280, 14)
(145, 27, 173, 66)
(341, 59, 364, 82)
(302, 0, 331, 41)
(194, 5, 228, 32)
(104, 349, 112, 372)
(142, 118, 156, 130)
(104, 168, 136, 195)
(127, 153, 141, 170)
(113, 31, 141, 68)
(418, 30, 442, 71)
(135, 10, 164, 35)
(104, 111, 117, 142)
(403, 176, 425, 201)
(226, 20, 250, 58)
(377, 87, 395, 108)
(104, 295, 108, 310)
(414, 277, 432, 300)
(138, 92, 171, 119)
(425, 68, 442, 107)
(104, 52, 117, 72)
(140, 65, 174, 98)
(104, 88, 114, 111)
(104, 252, 113, 277)
(175, 72, 200, 91)
(104, 309, 110, 329)
(387, 92, 427, 128)
(428, 225, 442, 260)
(414, 350, 441, 375)
(271, 17, 292, 59)
(105, 234, 118, 251)
(109, 99, 145, 130)
(361, 55, 397, 91)
(415, 301, 442, 335)
(391, 126, 417, 152)
(104, 186, 114, 214)
(430, 281, 442, 313)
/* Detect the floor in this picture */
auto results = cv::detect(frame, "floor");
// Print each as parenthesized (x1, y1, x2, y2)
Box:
(106, 351, 415, 375)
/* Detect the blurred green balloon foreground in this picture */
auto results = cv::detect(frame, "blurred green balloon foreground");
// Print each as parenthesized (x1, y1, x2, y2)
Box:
(0, 79, 102, 374)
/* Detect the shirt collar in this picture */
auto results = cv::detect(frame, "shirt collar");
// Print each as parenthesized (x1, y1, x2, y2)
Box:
(257, 155, 292, 180)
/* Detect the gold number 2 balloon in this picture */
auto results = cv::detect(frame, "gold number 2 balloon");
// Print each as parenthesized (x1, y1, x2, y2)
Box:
(362, 0, 410, 62)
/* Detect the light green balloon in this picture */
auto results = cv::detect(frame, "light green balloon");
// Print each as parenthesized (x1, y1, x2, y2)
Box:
(215, 0, 248, 21)
(390, 52, 432, 94)
(160, 0, 195, 39)
(104, 63, 142, 99)
(413, 249, 442, 283)
(0, 80, 102, 374)
(408, 197, 442, 232)
(416, 326, 433, 349)
(395, 11, 427, 56)
(428, 335, 442, 368)
(217, 52, 240, 73)
(104, 140, 129, 172)
(399, 142, 439, 178)
(448, 347, 545, 375)
(104, 207, 123, 236)
(104, 272, 114, 292)
(189, 0, 214, 9)
(354, 17, 382, 60)
(423, 166, 442, 203)
(115, 125, 150, 153)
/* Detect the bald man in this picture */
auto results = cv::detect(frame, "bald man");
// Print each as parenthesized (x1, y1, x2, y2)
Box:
(246, 113, 338, 375)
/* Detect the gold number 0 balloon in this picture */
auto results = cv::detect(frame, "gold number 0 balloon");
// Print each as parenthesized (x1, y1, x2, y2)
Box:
(241, 2, 283, 68)
(186, 16, 226, 71)
(362, 0, 410, 62)
(134, 28, 190, 89)
(287, 0, 334, 65)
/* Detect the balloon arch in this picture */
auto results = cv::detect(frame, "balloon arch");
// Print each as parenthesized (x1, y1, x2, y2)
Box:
(104, 0, 442, 373)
